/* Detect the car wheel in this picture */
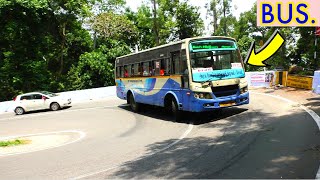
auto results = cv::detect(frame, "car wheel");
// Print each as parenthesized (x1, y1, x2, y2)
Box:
(129, 94, 140, 112)
(50, 102, 60, 111)
(15, 107, 25, 115)
(171, 98, 183, 122)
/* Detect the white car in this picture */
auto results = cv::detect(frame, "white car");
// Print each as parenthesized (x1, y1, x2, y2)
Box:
(13, 91, 72, 115)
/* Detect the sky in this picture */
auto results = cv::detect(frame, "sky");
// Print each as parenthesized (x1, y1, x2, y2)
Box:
(126, 0, 257, 35)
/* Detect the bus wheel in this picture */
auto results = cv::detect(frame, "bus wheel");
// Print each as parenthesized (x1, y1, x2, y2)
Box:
(171, 98, 183, 122)
(129, 94, 140, 112)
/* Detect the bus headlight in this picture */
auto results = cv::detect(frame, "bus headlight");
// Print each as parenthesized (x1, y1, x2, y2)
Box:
(194, 92, 212, 99)
(240, 86, 248, 94)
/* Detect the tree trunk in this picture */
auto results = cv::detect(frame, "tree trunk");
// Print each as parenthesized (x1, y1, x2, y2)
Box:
(223, 1, 227, 36)
(152, 0, 160, 46)
(59, 22, 66, 75)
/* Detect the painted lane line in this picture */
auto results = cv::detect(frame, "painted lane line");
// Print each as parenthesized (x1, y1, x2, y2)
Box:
(0, 130, 86, 156)
(252, 92, 320, 179)
(251, 92, 320, 129)
(72, 122, 194, 180)
(0, 104, 129, 122)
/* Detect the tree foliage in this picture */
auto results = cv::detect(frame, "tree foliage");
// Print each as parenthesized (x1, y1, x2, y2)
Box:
(0, 0, 319, 101)
(67, 50, 114, 90)
(0, 0, 93, 101)
(175, 2, 204, 39)
(91, 12, 138, 46)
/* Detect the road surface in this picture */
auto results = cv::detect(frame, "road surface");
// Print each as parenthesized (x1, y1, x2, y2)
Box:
(0, 92, 319, 179)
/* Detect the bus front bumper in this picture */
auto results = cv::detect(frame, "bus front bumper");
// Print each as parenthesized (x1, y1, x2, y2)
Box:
(187, 92, 249, 112)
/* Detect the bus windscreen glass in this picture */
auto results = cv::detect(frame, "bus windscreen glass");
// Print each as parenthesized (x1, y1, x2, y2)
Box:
(189, 40, 244, 82)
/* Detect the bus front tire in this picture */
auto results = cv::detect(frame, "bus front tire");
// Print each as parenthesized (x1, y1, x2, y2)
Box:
(129, 94, 140, 112)
(171, 98, 183, 122)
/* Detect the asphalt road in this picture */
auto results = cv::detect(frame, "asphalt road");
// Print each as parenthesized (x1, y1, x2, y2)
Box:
(0, 93, 320, 179)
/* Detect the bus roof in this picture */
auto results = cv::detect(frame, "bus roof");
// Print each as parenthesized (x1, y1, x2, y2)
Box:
(116, 36, 236, 59)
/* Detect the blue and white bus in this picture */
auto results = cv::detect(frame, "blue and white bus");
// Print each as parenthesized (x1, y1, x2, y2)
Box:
(115, 36, 249, 121)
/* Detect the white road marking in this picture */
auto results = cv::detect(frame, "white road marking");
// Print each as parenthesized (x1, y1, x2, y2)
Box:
(0, 104, 129, 122)
(252, 92, 320, 179)
(0, 130, 86, 156)
(72, 122, 194, 180)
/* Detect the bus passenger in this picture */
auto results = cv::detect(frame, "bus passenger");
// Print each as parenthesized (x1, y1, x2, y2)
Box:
(124, 69, 129, 77)
(160, 69, 165, 76)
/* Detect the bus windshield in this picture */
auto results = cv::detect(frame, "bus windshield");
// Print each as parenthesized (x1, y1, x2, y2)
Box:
(189, 40, 245, 82)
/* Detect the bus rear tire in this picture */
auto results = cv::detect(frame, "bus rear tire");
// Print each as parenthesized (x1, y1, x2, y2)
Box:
(129, 93, 140, 112)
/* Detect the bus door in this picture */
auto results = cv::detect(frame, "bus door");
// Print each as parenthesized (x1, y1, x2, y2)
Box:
(172, 50, 189, 110)
(171, 51, 183, 105)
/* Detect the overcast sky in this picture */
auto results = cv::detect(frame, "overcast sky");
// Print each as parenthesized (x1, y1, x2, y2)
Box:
(126, 0, 257, 35)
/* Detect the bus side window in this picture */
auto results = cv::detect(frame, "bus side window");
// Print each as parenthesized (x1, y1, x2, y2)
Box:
(139, 63, 143, 76)
(180, 50, 187, 74)
(124, 65, 129, 77)
(171, 51, 180, 75)
(154, 61, 160, 76)
(160, 59, 166, 75)
(116, 67, 120, 78)
(130, 64, 134, 77)
(133, 63, 139, 77)
(165, 58, 171, 75)
(181, 50, 189, 88)
(142, 62, 150, 76)
(120, 66, 124, 78)
(149, 61, 155, 76)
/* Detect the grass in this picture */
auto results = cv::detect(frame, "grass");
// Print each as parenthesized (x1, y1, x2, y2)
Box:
(0, 139, 31, 147)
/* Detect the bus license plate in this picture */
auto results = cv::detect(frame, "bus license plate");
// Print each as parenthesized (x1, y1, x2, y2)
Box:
(220, 101, 236, 107)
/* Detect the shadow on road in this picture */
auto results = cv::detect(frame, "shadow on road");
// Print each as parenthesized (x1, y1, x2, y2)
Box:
(96, 109, 320, 179)
(21, 106, 72, 115)
(117, 104, 248, 125)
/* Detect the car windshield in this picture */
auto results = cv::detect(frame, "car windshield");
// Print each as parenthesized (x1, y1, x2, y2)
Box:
(40, 91, 58, 97)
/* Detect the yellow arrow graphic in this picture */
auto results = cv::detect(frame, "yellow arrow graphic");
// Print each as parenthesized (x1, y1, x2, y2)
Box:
(245, 30, 285, 67)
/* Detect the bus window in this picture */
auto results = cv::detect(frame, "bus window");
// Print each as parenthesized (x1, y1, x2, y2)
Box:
(124, 65, 129, 77)
(116, 67, 120, 78)
(181, 50, 189, 88)
(134, 63, 141, 76)
(149, 61, 155, 76)
(130, 64, 134, 77)
(120, 66, 124, 78)
(180, 50, 187, 74)
(154, 61, 160, 76)
(166, 58, 171, 75)
(160, 59, 165, 75)
(142, 62, 150, 76)
(171, 51, 180, 75)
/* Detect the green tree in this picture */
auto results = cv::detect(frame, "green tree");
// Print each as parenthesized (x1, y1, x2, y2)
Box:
(175, 1, 204, 39)
(91, 12, 138, 48)
(95, 0, 126, 13)
(126, 0, 203, 50)
(125, 6, 156, 50)
(205, 0, 218, 34)
(289, 27, 318, 72)
(67, 50, 115, 90)
(234, 4, 297, 71)
(0, 0, 93, 101)
(206, 0, 234, 36)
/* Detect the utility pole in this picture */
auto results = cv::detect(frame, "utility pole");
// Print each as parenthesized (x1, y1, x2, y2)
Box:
(152, 0, 160, 46)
